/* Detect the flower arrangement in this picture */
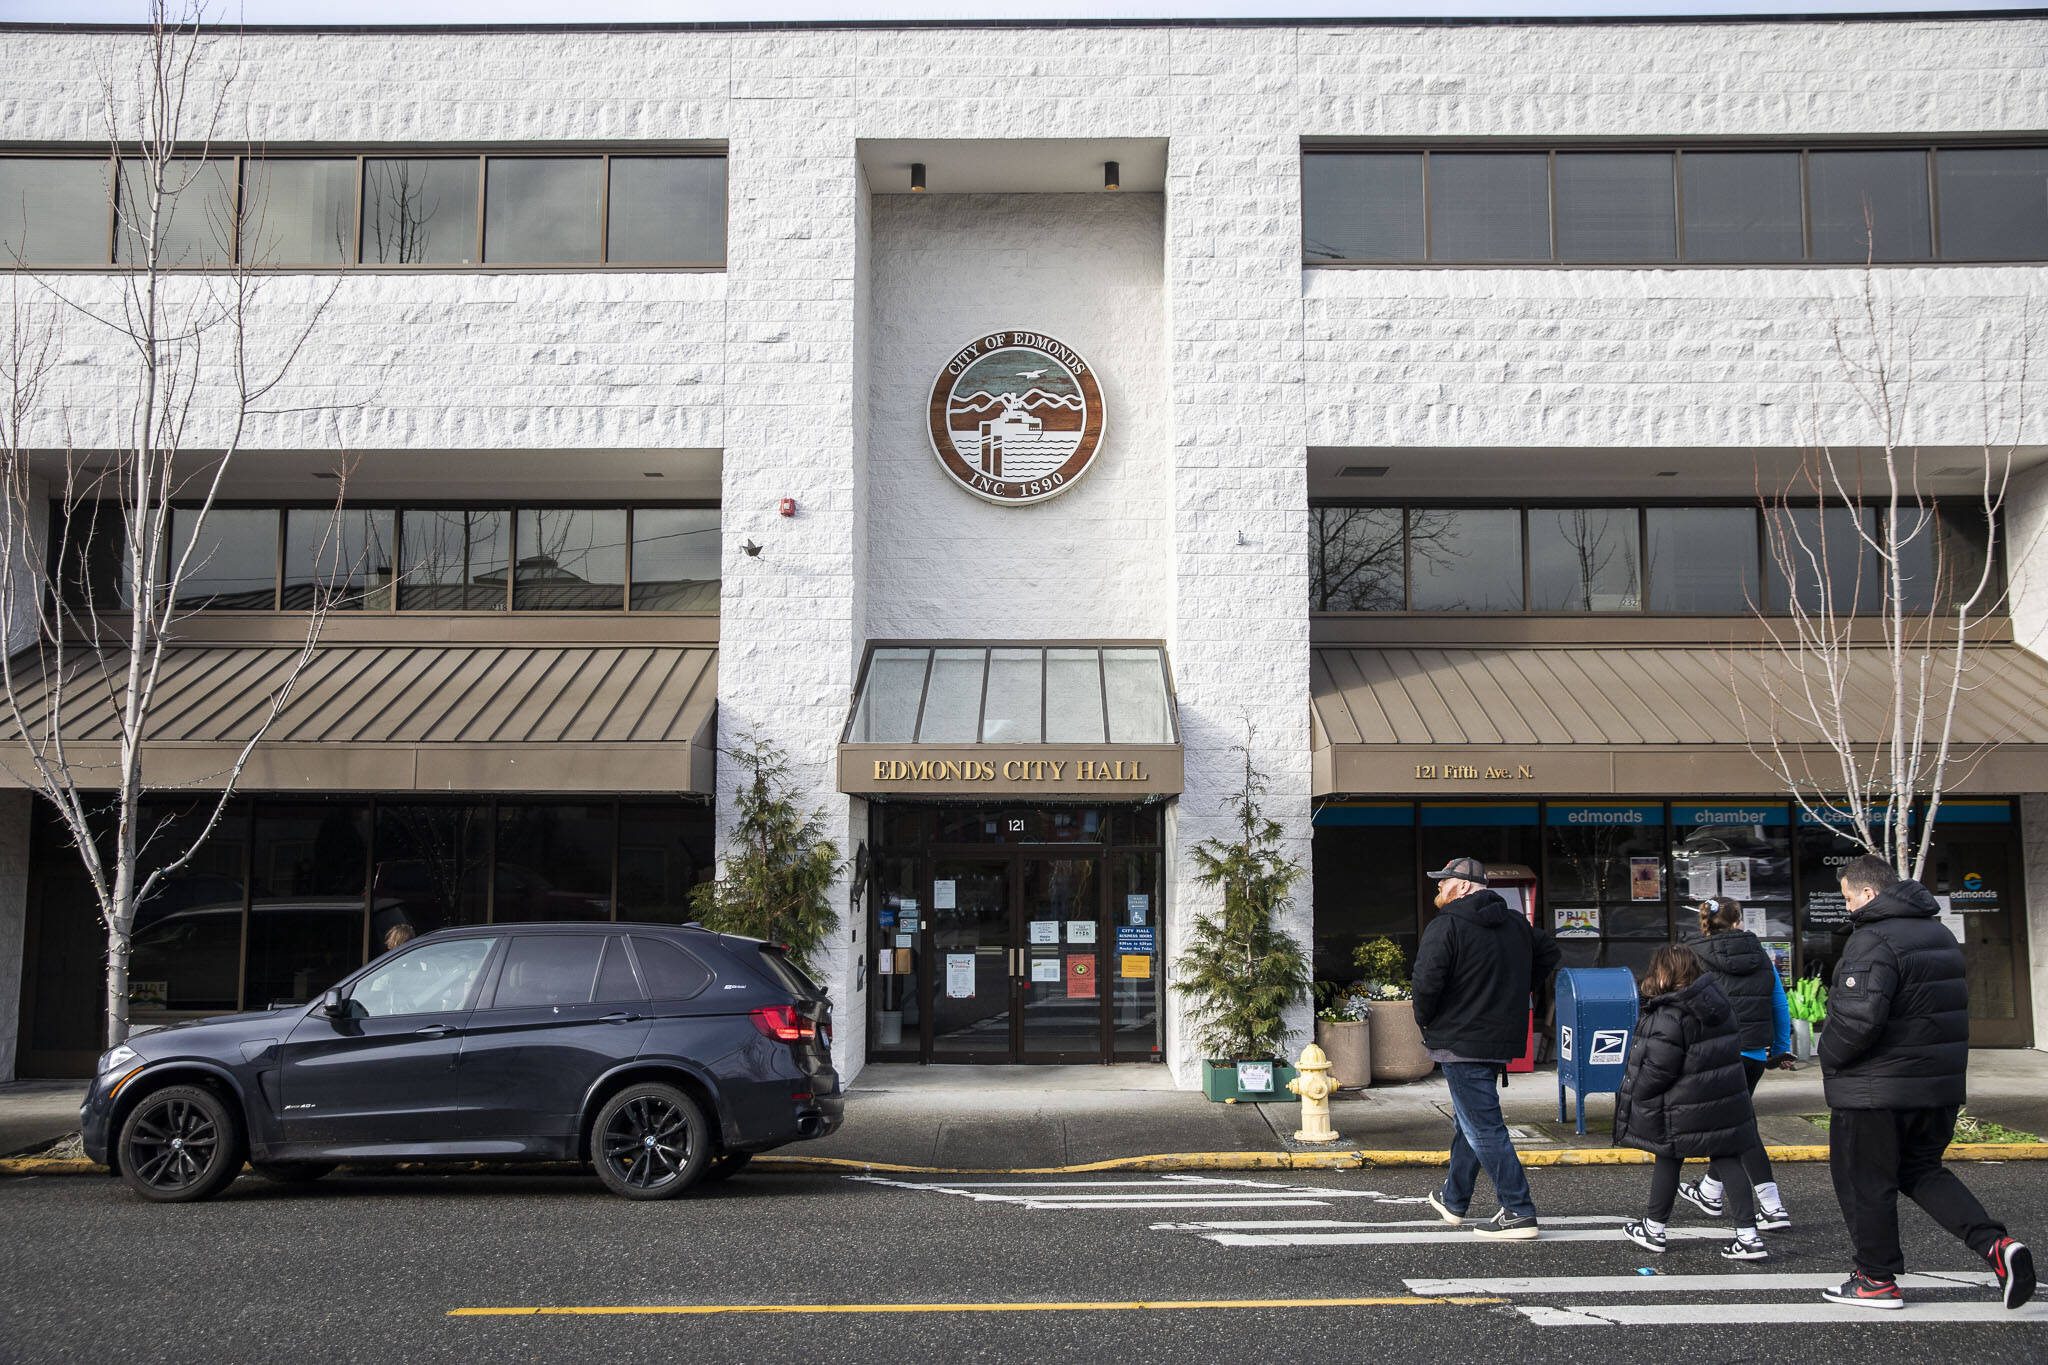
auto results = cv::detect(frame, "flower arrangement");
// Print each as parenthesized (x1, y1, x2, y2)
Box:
(1789, 974, 1828, 1026)
(1352, 936, 1413, 1002)
(1316, 991, 1372, 1024)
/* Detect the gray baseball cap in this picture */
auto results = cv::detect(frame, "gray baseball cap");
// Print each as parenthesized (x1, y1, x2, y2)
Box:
(1426, 856, 1489, 884)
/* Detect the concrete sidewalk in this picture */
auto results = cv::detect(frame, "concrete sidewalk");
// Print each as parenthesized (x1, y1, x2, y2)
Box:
(8, 1050, 2048, 1170)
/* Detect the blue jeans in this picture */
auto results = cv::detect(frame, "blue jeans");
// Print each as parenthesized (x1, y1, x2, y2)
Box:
(1440, 1061, 1536, 1218)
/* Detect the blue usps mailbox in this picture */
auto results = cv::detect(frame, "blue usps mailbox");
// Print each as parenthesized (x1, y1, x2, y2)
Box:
(1556, 968, 1640, 1135)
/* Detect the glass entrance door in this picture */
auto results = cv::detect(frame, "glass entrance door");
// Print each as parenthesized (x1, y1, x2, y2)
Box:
(928, 858, 1014, 1060)
(1933, 837, 2034, 1047)
(1018, 856, 1103, 1060)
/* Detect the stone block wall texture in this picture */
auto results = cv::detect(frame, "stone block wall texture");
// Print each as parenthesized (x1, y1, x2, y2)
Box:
(0, 18, 2044, 1076)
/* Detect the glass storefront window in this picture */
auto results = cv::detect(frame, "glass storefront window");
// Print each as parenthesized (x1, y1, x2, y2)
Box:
(1674, 804, 1794, 970)
(128, 799, 249, 1022)
(281, 508, 396, 611)
(1527, 507, 1641, 611)
(371, 803, 490, 941)
(514, 508, 627, 609)
(1418, 804, 1540, 930)
(617, 803, 715, 924)
(1794, 809, 1892, 990)
(1110, 849, 1163, 1056)
(493, 803, 614, 922)
(628, 508, 720, 610)
(1544, 803, 1669, 967)
(244, 803, 369, 1009)
(1310, 805, 1418, 981)
(398, 509, 511, 610)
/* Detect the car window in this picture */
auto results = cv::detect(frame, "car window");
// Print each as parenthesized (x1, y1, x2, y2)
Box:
(757, 946, 820, 998)
(593, 936, 645, 1002)
(350, 938, 496, 1018)
(630, 936, 713, 1000)
(492, 934, 605, 1008)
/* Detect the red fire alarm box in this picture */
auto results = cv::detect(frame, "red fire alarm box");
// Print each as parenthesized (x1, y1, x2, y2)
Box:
(778, 498, 796, 517)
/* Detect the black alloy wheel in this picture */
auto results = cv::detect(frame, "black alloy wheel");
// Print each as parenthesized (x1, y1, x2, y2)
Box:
(250, 1161, 339, 1185)
(591, 1083, 711, 1200)
(116, 1084, 243, 1203)
(700, 1151, 752, 1184)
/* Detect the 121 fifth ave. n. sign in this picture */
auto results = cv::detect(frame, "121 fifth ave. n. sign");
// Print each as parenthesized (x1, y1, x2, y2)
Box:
(838, 745, 1182, 797)
(927, 330, 1105, 505)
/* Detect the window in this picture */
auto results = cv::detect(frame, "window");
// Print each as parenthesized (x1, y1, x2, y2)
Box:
(485, 157, 603, 264)
(398, 509, 510, 611)
(1766, 506, 1879, 613)
(1301, 152, 1424, 262)
(1304, 142, 2042, 265)
(1646, 507, 1758, 613)
(493, 804, 614, 923)
(980, 647, 1043, 744)
(515, 508, 626, 609)
(372, 803, 491, 938)
(616, 805, 714, 924)
(608, 157, 727, 265)
(492, 934, 607, 1008)
(1045, 647, 1107, 743)
(0, 157, 110, 265)
(1408, 508, 1523, 611)
(1104, 648, 1174, 744)
(630, 936, 713, 1000)
(847, 648, 927, 742)
(3, 149, 727, 268)
(169, 508, 278, 610)
(843, 646, 1175, 745)
(629, 508, 720, 610)
(1937, 148, 2048, 262)
(244, 802, 369, 1009)
(594, 936, 645, 1002)
(351, 937, 496, 1018)
(918, 648, 986, 744)
(281, 508, 395, 611)
(1554, 153, 1675, 262)
(1428, 153, 1550, 261)
(1311, 506, 1404, 610)
(1527, 507, 1641, 611)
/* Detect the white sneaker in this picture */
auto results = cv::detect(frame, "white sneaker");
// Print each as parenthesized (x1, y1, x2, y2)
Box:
(1424, 1188, 1464, 1225)
(1623, 1219, 1667, 1253)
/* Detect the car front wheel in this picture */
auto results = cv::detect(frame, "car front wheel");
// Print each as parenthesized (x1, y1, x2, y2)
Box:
(116, 1084, 244, 1203)
(591, 1083, 711, 1200)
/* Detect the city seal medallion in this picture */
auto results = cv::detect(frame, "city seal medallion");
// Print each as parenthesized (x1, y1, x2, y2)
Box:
(926, 331, 1105, 505)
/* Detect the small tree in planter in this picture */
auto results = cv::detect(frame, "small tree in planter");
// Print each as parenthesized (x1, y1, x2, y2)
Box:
(690, 732, 842, 976)
(1174, 741, 1310, 1102)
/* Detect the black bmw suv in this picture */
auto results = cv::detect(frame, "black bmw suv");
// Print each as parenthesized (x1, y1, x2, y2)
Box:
(81, 923, 842, 1202)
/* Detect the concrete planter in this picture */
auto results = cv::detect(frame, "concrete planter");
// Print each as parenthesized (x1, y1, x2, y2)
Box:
(1315, 1019, 1372, 1089)
(1366, 999, 1435, 1084)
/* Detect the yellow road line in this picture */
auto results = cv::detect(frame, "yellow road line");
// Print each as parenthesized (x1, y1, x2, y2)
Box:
(449, 1295, 1503, 1317)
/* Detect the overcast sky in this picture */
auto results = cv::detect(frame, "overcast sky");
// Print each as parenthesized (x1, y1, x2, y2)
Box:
(0, 0, 2030, 23)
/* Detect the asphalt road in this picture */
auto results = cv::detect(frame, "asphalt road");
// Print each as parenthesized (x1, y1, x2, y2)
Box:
(4, 1161, 2048, 1363)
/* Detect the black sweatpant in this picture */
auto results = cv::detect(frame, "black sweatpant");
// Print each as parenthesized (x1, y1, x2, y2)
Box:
(1829, 1105, 2006, 1280)
(1735, 1056, 1775, 1190)
(1648, 1153, 1754, 1225)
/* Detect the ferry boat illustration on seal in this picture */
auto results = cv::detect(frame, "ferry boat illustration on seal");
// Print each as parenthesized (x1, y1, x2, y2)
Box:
(926, 330, 1105, 505)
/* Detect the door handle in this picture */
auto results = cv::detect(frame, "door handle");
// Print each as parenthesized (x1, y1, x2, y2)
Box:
(414, 1023, 453, 1036)
(600, 1011, 642, 1023)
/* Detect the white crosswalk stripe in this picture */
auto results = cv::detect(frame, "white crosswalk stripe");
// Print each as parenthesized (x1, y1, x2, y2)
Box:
(1406, 1271, 2000, 1296)
(845, 1174, 1400, 1211)
(1518, 1301, 2048, 1326)
(1401, 1270, 2038, 1327)
(1196, 1227, 1730, 1247)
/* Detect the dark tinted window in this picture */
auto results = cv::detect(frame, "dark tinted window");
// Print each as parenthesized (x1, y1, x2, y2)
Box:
(1408, 508, 1522, 611)
(1767, 507, 1879, 613)
(493, 934, 605, 1008)
(631, 936, 713, 999)
(1554, 152, 1675, 261)
(1527, 507, 1641, 611)
(1646, 507, 1758, 612)
(1681, 152, 1805, 262)
(493, 804, 614, 921)
(244, 802, 368, 1009)
(1302, 153, 1424, 262)
(617, 804, 715, 923)
(594, 937, 645, 1002)
(757, 947, 819, 998)
(1428, 153, 1550, 260)
(397, 509, 510, 610)
(281, 508, 395, 611)
(1937, 147, 2048, 261)
(1809, 150, 1931, 261)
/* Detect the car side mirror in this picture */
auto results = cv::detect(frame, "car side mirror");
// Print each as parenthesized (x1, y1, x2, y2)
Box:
(319, 988, 347, 1019)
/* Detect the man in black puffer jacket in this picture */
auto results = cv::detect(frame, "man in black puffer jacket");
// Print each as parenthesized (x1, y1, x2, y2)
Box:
(1819, 854, 2034, 1312)
(1411, 857, 1561, 1241)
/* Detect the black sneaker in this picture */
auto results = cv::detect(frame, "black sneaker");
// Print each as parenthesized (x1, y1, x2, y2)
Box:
(1472, 1209, 1540, 1240)
(1677, 1181, 1725, 1218)
(1990, 1237, 2036, 1310)
(1754, 1204, 1792, 1231)
(1623, 1219, 1667, 1253)
(1721, 1235, 1769, 1262)
(1821, 1271, 1905, 1310)
(1424, 1188, 1465, 1225)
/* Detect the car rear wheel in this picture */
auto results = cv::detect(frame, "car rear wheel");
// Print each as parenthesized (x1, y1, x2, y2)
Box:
(591, 1083, 711, 1200)
(250, 1161, 338, 1185)
(116, 1084, 243, 1203)
(700, 1151, 752, 1184)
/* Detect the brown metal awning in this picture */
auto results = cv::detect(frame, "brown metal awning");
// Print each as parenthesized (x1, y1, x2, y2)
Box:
(0, 643, 718, 794)
(1311, 644, 2048, 796)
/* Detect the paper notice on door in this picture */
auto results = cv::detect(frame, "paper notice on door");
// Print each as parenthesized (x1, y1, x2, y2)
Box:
(894, 932, 913, 948)
(1119, 954, 1151, 980)
(1686, 860, 1719, 899)
(1741, 905, 1767, 937)
(1066, 954, 1097, 998)
(1031, 957, 1061, 983)
(1554, 906, 1600, 938)
(933, 880, 957, 910)
(1028, 919, 1059, 945)
(1936, 894, 1965, 943)
(1630, 857, 1664, 902)
(1067, 920, 1097, 944)
(1718, 857, 1753, 901)
(876, 948, 894, 976)
(893, 948, 913, 974)
(945, 953, 976, 998)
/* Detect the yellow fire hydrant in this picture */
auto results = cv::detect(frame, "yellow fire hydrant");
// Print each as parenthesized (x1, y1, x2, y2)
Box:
(1288, 1042, 1340, 1143)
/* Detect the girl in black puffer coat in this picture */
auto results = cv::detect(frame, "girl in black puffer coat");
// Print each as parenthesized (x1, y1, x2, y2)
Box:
(1612, 945, 1768, 1260)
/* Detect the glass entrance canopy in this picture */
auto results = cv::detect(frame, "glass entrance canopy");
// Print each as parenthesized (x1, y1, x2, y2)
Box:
(844, 644, 1177, 746)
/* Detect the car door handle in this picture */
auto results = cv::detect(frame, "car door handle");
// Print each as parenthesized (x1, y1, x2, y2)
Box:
(414, 1024, 454, 1036)
(600, 1012, 642, 1023)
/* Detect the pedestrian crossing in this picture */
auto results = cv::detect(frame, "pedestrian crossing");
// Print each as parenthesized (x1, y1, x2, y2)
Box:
(1163, 1216, 1729, 1248)
(846, 1173, 1397, 1211)
(1403, 1271, 2047, 1326)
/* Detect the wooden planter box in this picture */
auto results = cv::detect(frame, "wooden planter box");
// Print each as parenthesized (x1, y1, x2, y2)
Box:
(1366, 999, 1436, 1084)
(1201, 1059, 1300, 1103)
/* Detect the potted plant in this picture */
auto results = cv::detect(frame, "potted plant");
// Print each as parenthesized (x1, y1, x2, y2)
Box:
(1789, 974, 1828, 1061)
(1353, 936, 1434, 1083)
(1315, 985, 1373, 1089)
(1174, 739, 1311, 1103)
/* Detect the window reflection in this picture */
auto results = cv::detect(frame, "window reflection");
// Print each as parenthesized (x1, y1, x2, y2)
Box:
(372, 804, 490, 943)
(485, 157, 602, 263)
(1408, 509, 1523, 611)
(363, 158, 479, 265)
(115, 158, 235, 267)
(241, 158, 357, 265)
(0, 157, 111, 265)
(1528, 508, 1641, 611)
(617, 804, 715, 924)
(515, 509, 626, 609)
(1311, 506, 1404, 610)
(493, 804, 614, 922)
(628, 508, 720, 609)
(281, 509, 395, 610)
(128, 799, 248, 1022)
(398, 510, 510, 611)
(244, 803, 369, 1009)
(169, 509, 277, 610)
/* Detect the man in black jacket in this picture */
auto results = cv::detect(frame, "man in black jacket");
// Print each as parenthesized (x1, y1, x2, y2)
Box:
(1820, 854, 2033, 1311)
(1412, 857, 1561, 1240)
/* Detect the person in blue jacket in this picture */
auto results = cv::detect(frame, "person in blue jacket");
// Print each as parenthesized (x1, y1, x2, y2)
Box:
(1677, 897, 1793, 1230)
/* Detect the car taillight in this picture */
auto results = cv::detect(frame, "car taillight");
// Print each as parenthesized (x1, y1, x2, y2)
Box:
(750, 1005, 815, 1043)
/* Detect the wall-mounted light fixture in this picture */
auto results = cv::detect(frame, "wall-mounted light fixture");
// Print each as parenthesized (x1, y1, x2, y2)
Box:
(1104, 160, 1120, 191)
(910, 162, 926, 192)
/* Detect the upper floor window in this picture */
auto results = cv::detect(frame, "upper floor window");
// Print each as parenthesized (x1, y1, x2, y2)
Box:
(1303, 144, 2048, 265)
(0, 151, 727, 268)
(55, 503, 720, 614)
(1312, 502, 1995, 615)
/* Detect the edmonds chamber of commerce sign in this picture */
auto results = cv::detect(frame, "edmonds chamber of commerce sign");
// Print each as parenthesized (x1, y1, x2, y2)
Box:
(927, 331, 1105, 505)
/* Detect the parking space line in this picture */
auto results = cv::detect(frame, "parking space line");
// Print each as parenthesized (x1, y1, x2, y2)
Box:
(448, 1295, 1506, 1318)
